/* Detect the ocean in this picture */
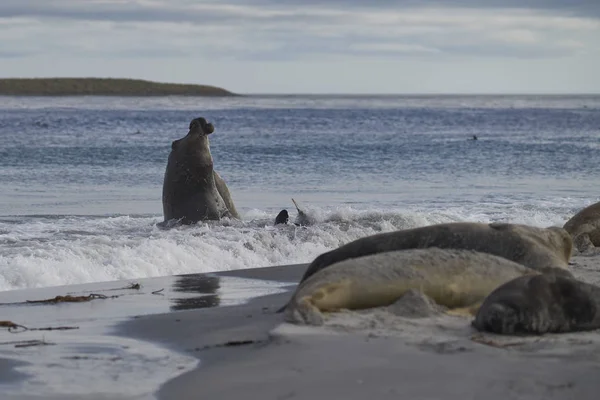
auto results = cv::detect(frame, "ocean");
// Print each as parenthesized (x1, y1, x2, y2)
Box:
(1, 94, 599, 292)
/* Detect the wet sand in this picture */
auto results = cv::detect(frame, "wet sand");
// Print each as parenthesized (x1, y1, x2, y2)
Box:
(121, 256, 600, 400)
(1, 257, 600, 399)
(0, 264, 302, 399)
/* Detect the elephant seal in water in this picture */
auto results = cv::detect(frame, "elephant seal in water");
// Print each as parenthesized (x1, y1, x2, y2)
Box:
(292, 198, 312, 226)
(284, 248, 539, 326)
(277, 222, 572, 312)
(161, 117, 240, 225)
(274, 199, 312, 226)
(563, 201, 600, 253)
(473, 272, 600, 335)
(275, 210, 290, 225)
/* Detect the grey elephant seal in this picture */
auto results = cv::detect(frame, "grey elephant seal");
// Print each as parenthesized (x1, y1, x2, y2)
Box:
(284, 248, 538, 326)
(277, 222, 572, 312)
(563, 201, 600, 253)
(301, 222, 571, 283)
(473, 272, 600, 335)
(161, 117, 240, 225)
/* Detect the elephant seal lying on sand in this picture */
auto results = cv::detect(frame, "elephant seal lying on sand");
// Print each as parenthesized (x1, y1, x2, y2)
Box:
(284, 248, 542, 326)
(563, 201, 600, 253)
(473, 272, 600, 335)
(161, 117, 240, 225)
(277, 222, 572, 312)
(301, 222, 571, 283)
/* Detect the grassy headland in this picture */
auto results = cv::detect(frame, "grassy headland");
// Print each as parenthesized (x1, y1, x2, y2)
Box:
(0, 78, 237, 96)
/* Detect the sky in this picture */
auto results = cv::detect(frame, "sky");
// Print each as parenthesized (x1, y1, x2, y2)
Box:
(1, 0, 599, 94)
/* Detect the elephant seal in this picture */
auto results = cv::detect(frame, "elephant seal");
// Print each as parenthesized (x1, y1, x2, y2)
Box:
(563, 201, 600, 253)
(275, 210, 290, 225)
(284, 248, 538, 326)
(302, 222, 571, 283)
(473, 272, 600, 335)
(274, 199, 312, 226)
(277, 222, 572, 312)
(161, 117, 240, 225)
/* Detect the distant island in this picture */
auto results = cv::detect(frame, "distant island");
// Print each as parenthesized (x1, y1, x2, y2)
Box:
(0, 78, 237, 96)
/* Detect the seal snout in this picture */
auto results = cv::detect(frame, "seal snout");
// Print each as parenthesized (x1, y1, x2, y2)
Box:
(188, 117, 215, 135)
(474, 302, 522, 334)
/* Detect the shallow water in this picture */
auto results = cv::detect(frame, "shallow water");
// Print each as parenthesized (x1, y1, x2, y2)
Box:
(0, 273, 291, 398)
(1, 94, 600, 291)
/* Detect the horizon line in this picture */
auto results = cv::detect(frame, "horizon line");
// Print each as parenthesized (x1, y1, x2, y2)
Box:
(239, 92, 600, 96)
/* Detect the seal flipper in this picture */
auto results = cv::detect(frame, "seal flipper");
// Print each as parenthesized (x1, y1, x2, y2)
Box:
(285, 297, 324, 326)
(275, 303, 288, 313)
(292, 198, 311, 226)
(213, 170, 240, 219)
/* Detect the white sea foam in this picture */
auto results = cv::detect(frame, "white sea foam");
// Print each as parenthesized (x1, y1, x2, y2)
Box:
(0, 201, 582, 292)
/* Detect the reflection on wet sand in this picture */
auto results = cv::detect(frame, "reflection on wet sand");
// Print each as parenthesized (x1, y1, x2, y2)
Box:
(170, 274, 221, 312)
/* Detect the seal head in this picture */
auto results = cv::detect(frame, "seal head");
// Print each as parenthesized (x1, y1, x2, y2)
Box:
(473, 273, 600, 335)
(275, 210, 290, 225)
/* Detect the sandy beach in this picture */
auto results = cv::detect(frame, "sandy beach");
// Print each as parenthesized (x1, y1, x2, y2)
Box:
(2, 255, 599, 399)
(126, 254, 600, 400)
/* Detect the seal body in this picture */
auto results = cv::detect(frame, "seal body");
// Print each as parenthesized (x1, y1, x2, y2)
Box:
(563, 201, 600, 253)
(162, 117, 240, 224)
(284, 248, 537, 326)
(300, 222, 572, 285)
(473, 273, 600, 335)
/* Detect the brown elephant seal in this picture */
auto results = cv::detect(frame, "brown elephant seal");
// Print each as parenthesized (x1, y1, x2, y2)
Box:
(563, 201, 600, 253)
(303, 222, 571, 282)
(284, 248, 540, 326)
(276, 222, 572, 312)
(161, 117, 240, 225)
(473, 272, 600, 335)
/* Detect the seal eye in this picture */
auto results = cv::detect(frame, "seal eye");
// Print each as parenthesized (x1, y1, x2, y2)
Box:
(189, 120, 198, 130)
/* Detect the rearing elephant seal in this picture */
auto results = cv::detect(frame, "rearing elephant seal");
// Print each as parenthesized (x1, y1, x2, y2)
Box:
(285, 248, 539, 326)
(563, 201, 600, 253)
(473, 272, 600, 335)
(162, 117, 240, 225)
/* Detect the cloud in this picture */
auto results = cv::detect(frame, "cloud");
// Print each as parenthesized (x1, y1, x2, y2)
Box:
(0, 1, 598, 93)
(0, 50, 34, 58)
(0, 2, 598, 63)
(3, 1, 600, 22)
